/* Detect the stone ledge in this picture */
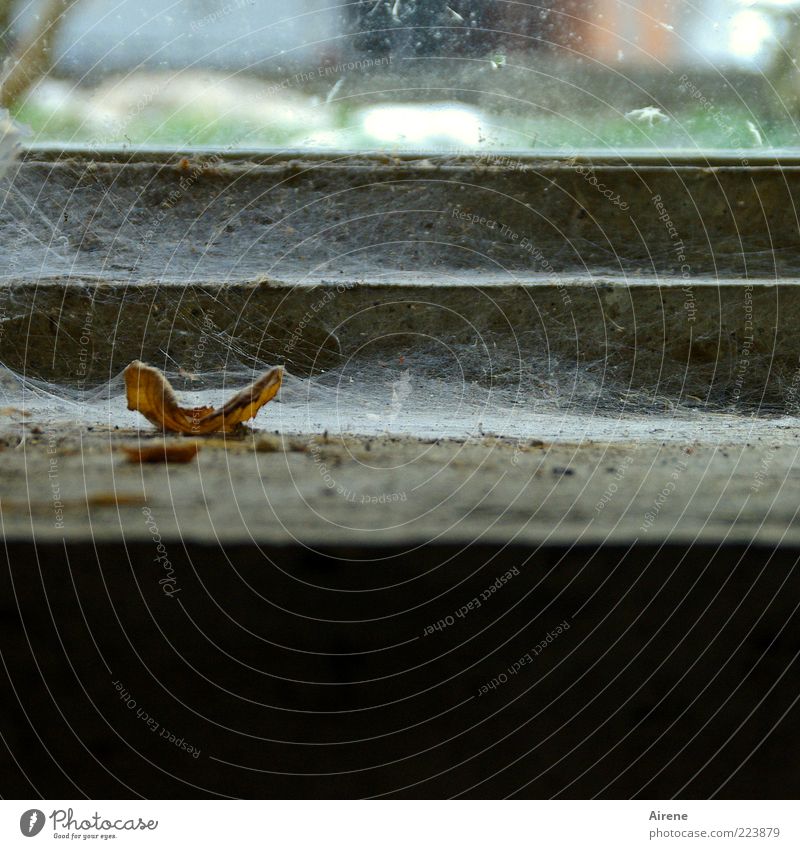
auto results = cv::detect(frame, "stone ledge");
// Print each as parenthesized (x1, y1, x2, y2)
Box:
(0, 276, 795, 407)
(1, 424, 799, 547)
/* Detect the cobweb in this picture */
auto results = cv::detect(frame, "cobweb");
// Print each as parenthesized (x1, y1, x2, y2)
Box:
(0, 314, 764, 448)
(0, 123, 788, 440)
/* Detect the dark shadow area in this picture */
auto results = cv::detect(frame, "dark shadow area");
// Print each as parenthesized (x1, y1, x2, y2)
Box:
(1, 541, 798, 798)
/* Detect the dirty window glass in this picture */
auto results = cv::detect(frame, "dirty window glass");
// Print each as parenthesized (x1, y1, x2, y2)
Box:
(2, 0, 797, 152)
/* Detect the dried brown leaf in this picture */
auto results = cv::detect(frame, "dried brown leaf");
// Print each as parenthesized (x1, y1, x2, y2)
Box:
(0, 406, 29, 418)
(125, 361, 283, 434)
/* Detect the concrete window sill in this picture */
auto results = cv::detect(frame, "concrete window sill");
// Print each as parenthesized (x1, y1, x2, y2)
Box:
(1, 147, 798, 549)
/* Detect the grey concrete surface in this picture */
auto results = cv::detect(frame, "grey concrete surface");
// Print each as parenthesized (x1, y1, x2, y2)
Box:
(0, 274, 795, 407)
(2, 411, 799, 547)
(2, 151, 800, 406)
(7, 150, 800, 281)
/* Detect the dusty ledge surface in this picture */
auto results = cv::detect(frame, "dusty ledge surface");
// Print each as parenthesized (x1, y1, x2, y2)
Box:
(2, 413, 800, 547)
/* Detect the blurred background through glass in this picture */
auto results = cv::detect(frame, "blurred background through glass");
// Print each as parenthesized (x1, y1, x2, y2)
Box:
(2, 0, 798, 152)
